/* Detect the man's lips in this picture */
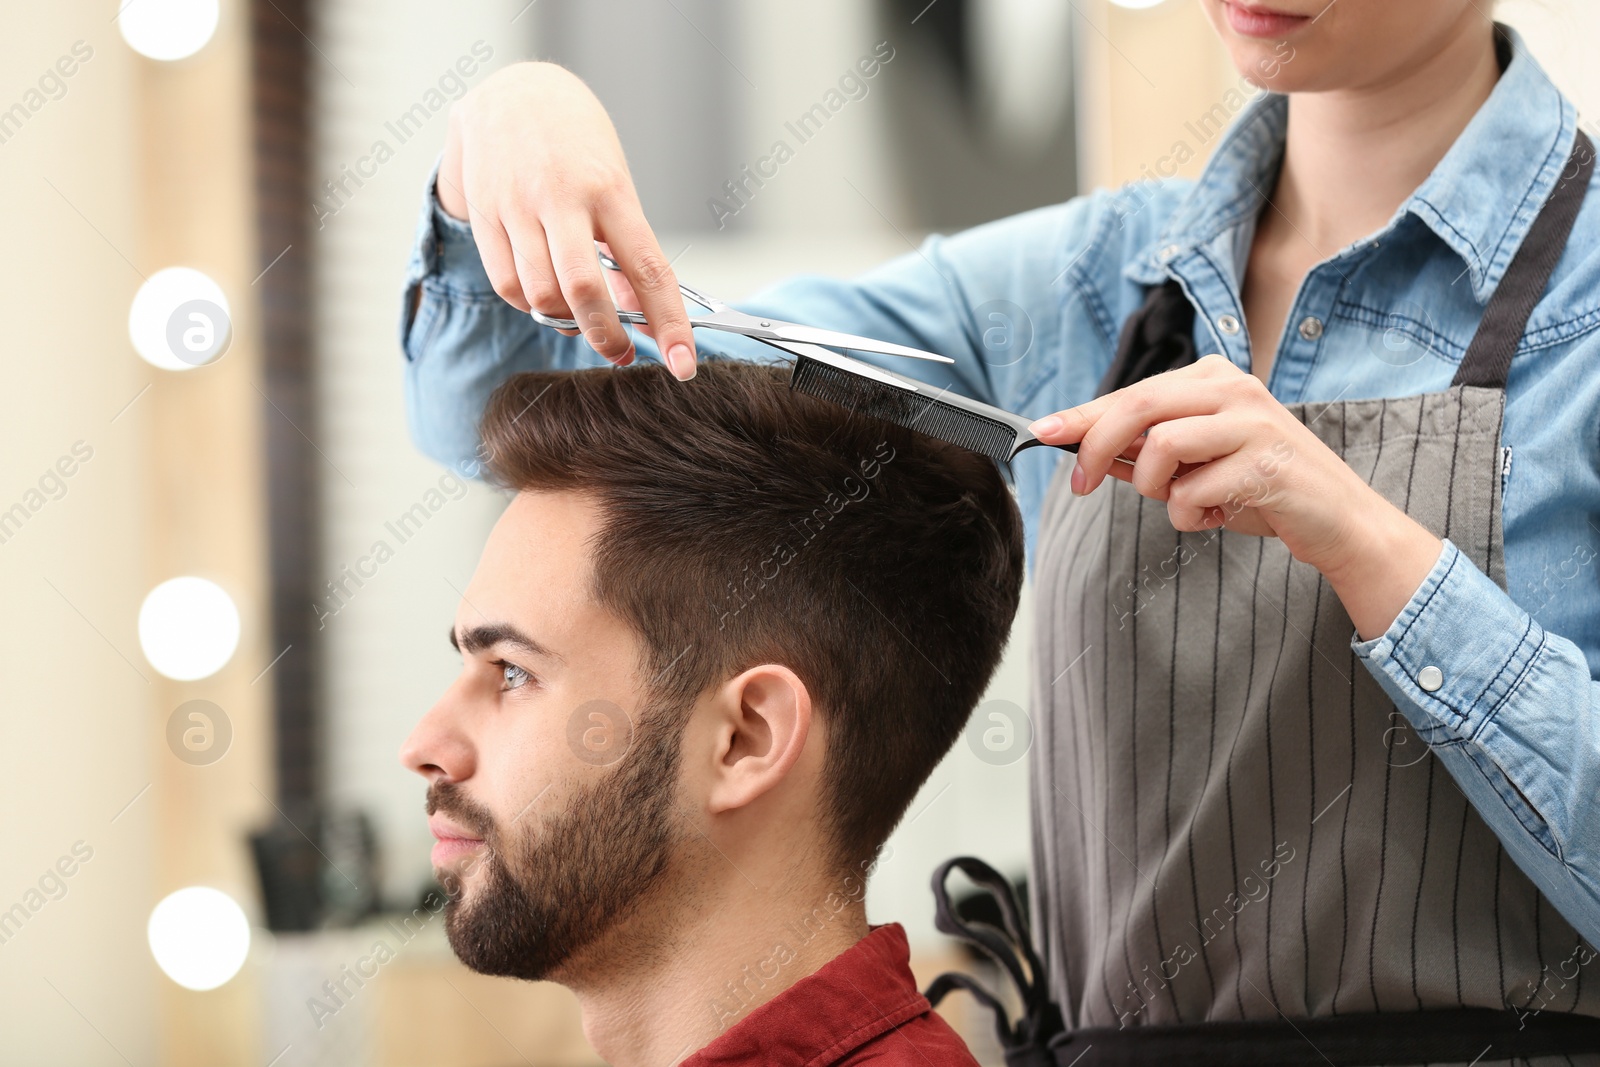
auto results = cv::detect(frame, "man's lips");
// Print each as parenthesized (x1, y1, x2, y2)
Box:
(1222, 1, 1312, 38)
(428, 814, 486, 867)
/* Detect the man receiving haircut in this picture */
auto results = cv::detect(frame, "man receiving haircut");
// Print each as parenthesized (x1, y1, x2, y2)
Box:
(401, 360, 1024, 1066)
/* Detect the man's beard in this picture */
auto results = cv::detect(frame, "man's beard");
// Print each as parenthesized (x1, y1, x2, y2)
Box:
(425, 710, 685, 981)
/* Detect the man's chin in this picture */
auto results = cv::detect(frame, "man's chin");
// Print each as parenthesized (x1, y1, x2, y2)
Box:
(442, 891, 569, 982)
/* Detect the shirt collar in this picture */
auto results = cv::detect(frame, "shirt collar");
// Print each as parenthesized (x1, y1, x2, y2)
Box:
(1126, 23, 1577, 305)
(682, 923, 933, 1067)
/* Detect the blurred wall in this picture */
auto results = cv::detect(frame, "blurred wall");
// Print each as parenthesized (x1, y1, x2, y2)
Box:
(0, 9, 157, 1059)
(538, 0, 740, 232)
(0, 2, 273, 1064)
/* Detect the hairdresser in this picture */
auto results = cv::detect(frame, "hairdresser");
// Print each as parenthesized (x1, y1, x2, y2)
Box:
(399, 2, 1600, 1062)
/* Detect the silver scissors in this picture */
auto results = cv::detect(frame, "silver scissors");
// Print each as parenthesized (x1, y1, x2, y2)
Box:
(527, 248, 954, 365)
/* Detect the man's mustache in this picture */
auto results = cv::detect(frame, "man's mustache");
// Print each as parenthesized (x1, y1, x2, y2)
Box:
(426, 781, 496, 840)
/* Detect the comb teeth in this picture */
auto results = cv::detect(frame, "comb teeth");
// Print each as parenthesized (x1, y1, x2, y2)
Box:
(790, 356, 1018, 464)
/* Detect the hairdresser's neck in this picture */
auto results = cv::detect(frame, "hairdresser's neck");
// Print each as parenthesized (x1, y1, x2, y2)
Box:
(570, 851, 870, 1067)
(1274, 17, 1500, 255)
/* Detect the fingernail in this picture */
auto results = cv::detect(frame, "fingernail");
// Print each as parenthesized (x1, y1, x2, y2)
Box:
(665, 343, 696, 381)
(1030, 415, 1063, 438)
(1070, 463, 1086, 495)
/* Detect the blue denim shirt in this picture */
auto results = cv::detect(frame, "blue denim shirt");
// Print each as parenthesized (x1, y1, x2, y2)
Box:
(399, 27, 1600, 946)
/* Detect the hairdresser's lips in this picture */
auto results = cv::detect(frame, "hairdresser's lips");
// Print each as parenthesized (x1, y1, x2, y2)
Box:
(1221, 1, 1311, 38)
(428, 814, 485, 868)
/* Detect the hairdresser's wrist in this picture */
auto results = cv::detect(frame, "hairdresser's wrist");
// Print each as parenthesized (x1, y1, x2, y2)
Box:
(1319, 494, 1443, 641)
(437, 111, 470, 221)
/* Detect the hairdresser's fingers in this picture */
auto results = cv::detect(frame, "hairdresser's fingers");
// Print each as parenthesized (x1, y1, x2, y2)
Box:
(1051, 366, 1251, 493)
(1164, 454, 1279, 536)
(597, 246, 667, 365)
(544, 216, 634, 364)
(597, 244, 640, 311)
(1125, 416, 1248, 499)
(1105, 437, 1197, 481)
(1030, 353, 1242, 447)
(596, 244, 656, 353)
(506, 215, 565, 321)
(502, 211, 613, 350)
(473, 213, 535, 315)
(600, 210, 697, 380)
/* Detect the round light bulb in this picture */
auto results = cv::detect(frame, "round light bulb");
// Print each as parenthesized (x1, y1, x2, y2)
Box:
(118, 0, 220, 61)
(147, 886, 251, 991)
(138, 577, 241, 681)
(128, 267, 232, 371)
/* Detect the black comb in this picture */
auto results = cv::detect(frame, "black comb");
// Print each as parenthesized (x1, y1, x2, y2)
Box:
(788, 350, 1076, 465)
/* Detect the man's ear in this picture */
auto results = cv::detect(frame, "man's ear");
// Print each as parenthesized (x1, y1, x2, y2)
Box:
(704, 664, 813, 815)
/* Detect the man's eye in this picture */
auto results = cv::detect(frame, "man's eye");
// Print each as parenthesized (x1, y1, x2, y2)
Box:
(496, 661, 531, 691)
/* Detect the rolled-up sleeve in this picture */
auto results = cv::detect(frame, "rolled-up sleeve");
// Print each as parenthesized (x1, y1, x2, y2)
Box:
(1354, 538, 1600, 945)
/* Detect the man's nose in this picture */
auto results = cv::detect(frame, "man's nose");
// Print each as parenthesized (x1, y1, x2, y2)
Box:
(399, 693, 475, 783)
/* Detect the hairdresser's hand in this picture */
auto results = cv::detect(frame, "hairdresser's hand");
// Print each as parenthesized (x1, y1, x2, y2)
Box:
(437, 62, 697, 379)
(1028, 355, 1442, 638)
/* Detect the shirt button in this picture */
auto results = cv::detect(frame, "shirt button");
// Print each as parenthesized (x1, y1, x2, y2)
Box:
(1217, 314, 1241, 335)
(1298, 316, 1324, 340)
(1160, 244, 1181, 261)
(1418, 665, 1444, 692)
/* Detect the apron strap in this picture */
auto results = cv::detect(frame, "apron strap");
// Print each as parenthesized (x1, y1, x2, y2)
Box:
(922, 856, 1065, 1067)
(1452, 127, 1594, 388)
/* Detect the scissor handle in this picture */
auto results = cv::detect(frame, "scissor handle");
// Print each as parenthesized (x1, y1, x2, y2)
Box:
(529, 307, 651, 332)
(595, 248, 722, 312)
(528, 246, 721, 331)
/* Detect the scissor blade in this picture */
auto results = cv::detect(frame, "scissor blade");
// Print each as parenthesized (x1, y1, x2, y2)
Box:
(753, 337, 919, 391)
(587, 244, 945, 363)
(760, 323, 955, 364)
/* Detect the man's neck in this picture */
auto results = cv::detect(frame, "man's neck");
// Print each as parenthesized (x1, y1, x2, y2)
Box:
(1271, 18, 1500, 256)
(569, 860, 871, 1067)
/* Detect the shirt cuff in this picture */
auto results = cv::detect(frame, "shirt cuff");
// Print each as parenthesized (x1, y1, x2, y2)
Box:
(404, 154, 496, 297)
(1353, 538, 1545, 742)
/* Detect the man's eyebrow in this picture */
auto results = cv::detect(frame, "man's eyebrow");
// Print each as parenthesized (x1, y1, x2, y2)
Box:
(448, 623, 563, 662)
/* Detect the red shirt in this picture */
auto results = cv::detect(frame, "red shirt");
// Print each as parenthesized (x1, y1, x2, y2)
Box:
(682, 923, 981, 1067)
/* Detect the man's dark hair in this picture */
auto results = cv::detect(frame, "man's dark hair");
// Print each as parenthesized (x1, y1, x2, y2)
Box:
(479, 359, 1024, 872)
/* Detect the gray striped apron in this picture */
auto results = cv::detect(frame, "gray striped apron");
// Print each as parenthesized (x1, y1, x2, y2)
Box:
(926, 132, 1600, 1065)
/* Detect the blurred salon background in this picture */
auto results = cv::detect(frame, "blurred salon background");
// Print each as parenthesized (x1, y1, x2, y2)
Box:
(2, 1, 1596, 1063)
